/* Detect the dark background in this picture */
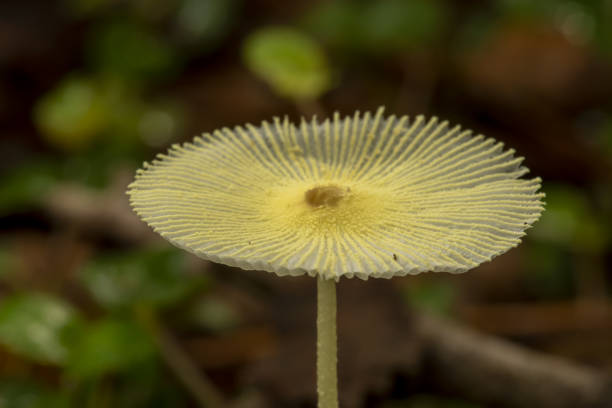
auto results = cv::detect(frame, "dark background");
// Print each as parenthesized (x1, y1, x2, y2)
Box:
(1, 0, 612, 407)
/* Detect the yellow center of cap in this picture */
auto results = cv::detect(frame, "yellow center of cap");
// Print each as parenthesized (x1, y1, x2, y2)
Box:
(261, 180, 395, 237)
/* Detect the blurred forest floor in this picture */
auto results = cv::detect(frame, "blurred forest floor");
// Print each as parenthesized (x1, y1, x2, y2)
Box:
(1, 0, 612, 407)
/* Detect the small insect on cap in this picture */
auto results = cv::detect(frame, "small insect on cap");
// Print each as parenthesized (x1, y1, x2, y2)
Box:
(128, 107, 544, 280)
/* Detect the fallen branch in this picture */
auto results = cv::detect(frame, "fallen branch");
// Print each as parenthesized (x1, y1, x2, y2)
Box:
(457, 301, 612, 336)
(42, 182, 154, 245)
(136, 307, 226, 408)
(418, 313, 612, 408)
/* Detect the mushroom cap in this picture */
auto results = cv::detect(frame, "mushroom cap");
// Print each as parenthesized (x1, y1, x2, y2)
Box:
(128, 108, 544, 280)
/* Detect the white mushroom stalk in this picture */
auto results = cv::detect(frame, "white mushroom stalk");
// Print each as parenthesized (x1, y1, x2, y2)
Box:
(128, 107, 544, 407)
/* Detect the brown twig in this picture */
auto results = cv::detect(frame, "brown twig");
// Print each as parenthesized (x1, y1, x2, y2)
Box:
(136, 307, 226, 408)
(457, 300, 612, 336)
(418, 313, 612, 408)
(42, 182, 155, 245)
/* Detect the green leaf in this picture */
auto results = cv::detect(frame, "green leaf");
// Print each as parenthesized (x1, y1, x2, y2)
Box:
(0, 294, 80, 364)
(81, 247, 208, 309)
(453, 11, 498, 51)
(0, 163, 60, 214)
(597, 116, 612, 153)
(0, 155, 114, 215)
(102, 358, 187, 408)
(185, 297, 240, 333)
(304, 0, 446, 54)
(404, 282, 455, 317)
(175, 0, 238, 49)
(137, 103, 185, 148)
(34, 76, 110, 151)
(302, 1, 363, 51)
(530, 184, 608, 253)
(87, 20, 179, 80)
(35, 76, 177, 155)
(0, 380, 70, 408)
(361, 0, 447, 52)
(63, 0, 114, 17)
(524, 242, 575, 299)
(67, 318, 156, 379)
(496, 0, 557, 20)
(243, 26, 331, 100)
(595, 4, 612, 57)
(496, 0, 598, 47)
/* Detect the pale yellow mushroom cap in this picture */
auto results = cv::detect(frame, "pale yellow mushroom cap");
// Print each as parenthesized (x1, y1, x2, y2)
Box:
(128, 107, 544, 280)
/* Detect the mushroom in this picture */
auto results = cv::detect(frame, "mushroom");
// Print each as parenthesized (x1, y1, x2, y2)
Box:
(128, 107, 544, 407)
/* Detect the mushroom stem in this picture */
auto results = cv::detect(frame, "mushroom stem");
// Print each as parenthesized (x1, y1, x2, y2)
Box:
(317, 276, 338, 408)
